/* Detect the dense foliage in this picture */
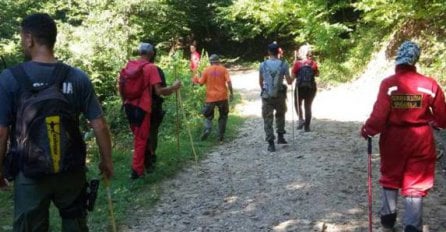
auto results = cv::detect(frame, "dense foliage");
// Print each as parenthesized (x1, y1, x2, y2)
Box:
(2, 0, 446, 89)
(354, 0, 446, 83)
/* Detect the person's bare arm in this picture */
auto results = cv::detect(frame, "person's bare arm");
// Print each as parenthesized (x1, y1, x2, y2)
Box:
(285, 72, 293, 85)
(90, 117, 114, 179)
(228, 81, 234, 101)
(289, 62, 298, 85)
(154, 80, 182, 96)
(290, 75, 296, 86)
(0, 126, 9, 189)
(192, 73, 206, 86)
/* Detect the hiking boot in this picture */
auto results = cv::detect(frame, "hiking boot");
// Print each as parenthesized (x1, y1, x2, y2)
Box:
(267, 140, 276, 152)
(201, 130, 210, 141)
(130, 169, 142, 180)
(143, 154, 157, 174)
(381, 213, 396, 232)
(297, 120, 304, 130)
(304, 127, 311, 132)
(144, 156, 150, 168)
(404, 225, 421, 232)
(144, 159, 155, 174)
(277, 133, 288, 144)
(381, 227, 395, 232)
(218, 136, 224, 144)
(145, 163, 155, 174)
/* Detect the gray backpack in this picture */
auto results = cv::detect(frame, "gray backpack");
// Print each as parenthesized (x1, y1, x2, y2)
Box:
(261, 61, 285, 99)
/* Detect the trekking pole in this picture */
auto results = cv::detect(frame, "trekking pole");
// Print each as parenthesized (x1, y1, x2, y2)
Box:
(103, 177, 117, 232)
(295, 82, 301, 131)
(173, 52, 180, 151)
(170, 51, 198, 169)
(291, 83, 295, 145)
(177, 89, 199, 166)
(367, 137, 373, 232)
(173, 57, 180, 151)
(94, 149, 117, 232)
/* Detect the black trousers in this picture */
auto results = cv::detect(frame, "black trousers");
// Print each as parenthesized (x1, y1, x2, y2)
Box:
(145, 103, 165, 163)
(294, 86, 316, 130)
(202, 100, 229, 139)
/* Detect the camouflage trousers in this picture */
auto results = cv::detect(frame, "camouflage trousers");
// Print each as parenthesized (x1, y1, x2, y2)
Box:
(262, 96, 287, 142)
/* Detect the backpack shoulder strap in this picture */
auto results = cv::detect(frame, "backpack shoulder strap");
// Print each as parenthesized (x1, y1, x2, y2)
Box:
(140, 62, 153, 89)
(264, 60, 282, 73)
(279, 60, 285, 74)
(298, 61, 310, 71)
(304, 60, 314, 67)
(9, 63, 71, 92)
(140, 61, 151, 71)
(52, 62, 71, 87)
(135, 61, 151, 77)
(9, 64, 33, 92)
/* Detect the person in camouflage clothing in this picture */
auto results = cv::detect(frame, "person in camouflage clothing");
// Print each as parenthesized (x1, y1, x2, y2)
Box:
(259, 42, 292, 152)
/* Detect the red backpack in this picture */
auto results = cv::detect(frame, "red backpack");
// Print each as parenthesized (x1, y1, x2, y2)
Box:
(118, 60, 150, 100)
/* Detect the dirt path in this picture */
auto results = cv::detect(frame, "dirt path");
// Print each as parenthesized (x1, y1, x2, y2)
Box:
(122, 47, 446, 231)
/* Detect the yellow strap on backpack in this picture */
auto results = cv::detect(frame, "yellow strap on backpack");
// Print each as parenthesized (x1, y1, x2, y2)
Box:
(46, 115, 61, 173)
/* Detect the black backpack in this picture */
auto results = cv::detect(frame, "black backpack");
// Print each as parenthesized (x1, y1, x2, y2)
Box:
(297, 63, 315, 88)
(9, 63, 86, 178)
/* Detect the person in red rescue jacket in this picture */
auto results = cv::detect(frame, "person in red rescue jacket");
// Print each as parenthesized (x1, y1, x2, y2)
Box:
(122, 43, 181, 179)
(361, 41, 446, 232)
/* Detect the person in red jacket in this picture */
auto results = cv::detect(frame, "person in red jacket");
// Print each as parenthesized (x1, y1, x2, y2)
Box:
(361, 41, 446, 232)
(292, 44, 319, 132)
(123, 43, 181, 179)
(190, 44, 201, 77)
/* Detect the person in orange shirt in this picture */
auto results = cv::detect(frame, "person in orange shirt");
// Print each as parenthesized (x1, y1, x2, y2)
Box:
(192, 54, 233, 143)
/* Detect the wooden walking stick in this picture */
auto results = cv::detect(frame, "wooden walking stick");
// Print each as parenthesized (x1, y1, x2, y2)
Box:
(171, 51, 197, 164)
(103, 177, 117, 232)
(177, 90, 199, 165)
(95, 151, 117, 232)
(173, 56, 180, 151)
